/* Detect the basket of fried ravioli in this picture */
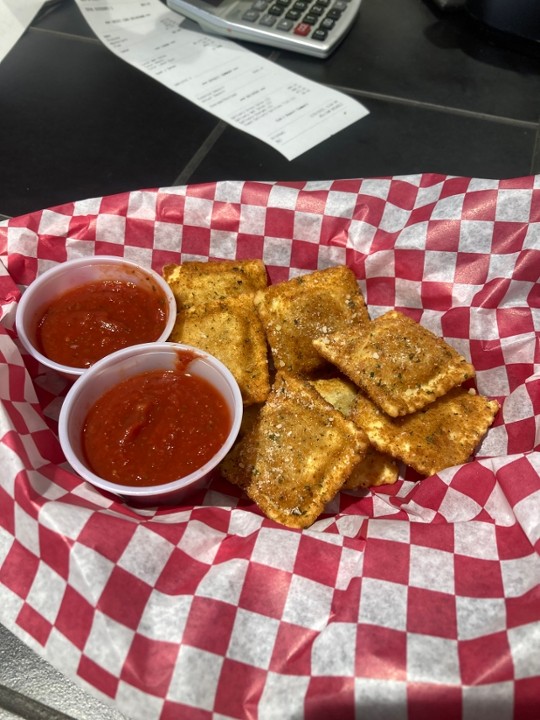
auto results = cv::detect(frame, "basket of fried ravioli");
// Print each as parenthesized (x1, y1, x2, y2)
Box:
(163, 259, 500, 529)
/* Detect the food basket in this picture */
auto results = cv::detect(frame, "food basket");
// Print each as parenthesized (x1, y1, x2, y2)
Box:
(1, 174, 539, 720)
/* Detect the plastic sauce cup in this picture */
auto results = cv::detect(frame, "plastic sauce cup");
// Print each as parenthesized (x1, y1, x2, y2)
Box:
(16, 255, 177, 381)
(58, 342, 243, 506)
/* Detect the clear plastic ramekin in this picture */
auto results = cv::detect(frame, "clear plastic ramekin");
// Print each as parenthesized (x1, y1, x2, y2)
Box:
(58, 342, 243, 506)
(16, 255, 177, 380)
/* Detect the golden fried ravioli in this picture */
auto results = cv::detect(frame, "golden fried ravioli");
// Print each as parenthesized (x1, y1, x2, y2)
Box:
(350, 387, 499, 477)
(169, 294, 270, 405)
(314, 310, 475, 417)
(309, 376, 398, 490)
(342, 447, 399, 490)
(221, 372, 369, 528)
(238, 402, 263, 438)
(254, 265, 370, 375)
(310, 377, 358, 417)
(163, 259, 267, 309)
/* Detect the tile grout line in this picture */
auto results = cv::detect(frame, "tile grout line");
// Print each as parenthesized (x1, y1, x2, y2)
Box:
(334, 86, 540, 129)
(171, 121, 228, 186)
(530, 116, 540, 174)
(30, 26, 101, 45)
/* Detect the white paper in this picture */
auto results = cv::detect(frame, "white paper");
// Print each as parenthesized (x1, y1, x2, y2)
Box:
(0, 0, 46, 61)
(74, 0, 369, 160)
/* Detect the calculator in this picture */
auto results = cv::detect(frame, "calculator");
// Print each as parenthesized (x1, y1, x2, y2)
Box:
(165, 0, 362, 58)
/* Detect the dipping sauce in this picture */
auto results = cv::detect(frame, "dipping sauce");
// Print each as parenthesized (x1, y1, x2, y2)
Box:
(36, 279, 167, 368)
(82, 366, 231, 487)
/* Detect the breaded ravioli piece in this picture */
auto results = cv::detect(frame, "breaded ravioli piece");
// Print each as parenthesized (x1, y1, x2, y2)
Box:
(254, 265, 370, 375)
(342, 447, 399, 490)
(221, 417, 262, 491)
(314, 310, 475, 417)
(163, 259, 267, 309)
(309, 376, 398, 490)
(222, 372, 370, 528)
(310, 377, 358, 417)
(238, 402, 263, 438)
(169, 294, 270, 405)
(350, 387, 500, 477)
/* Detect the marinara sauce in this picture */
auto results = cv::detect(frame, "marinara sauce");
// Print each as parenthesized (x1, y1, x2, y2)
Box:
(36, 279, 167, 368)
(82, 366, 231, 487)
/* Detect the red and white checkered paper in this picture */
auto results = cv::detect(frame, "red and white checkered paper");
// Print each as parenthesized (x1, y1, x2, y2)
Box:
(1, 174, 540, 720)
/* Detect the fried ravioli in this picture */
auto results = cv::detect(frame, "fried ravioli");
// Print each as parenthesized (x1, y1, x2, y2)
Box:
(163, 259, 268, 309)
(310, 377, 358, 417)
(314, 310, 475, 417)
(254, 265, 370, 375)
(169, 294, 270, 405)
(342, 447, 399, 490)
(238, 402, 263, 438)
(221, 417, 262, 491)
(222, 372, 370, 528)
(350, 387, 500, 477)
(309, 376, 398, 490)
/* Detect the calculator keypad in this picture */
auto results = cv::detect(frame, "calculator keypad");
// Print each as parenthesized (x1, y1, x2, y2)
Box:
(241, 0, 350, 42)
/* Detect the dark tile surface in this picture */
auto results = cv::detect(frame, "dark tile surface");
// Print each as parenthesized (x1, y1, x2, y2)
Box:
(33, 0, 95, 36)
(278, 0, 540, 122)
(0, 0, 539, 219)
(190, 95, 538, 182)
(0, 26, 219, 217)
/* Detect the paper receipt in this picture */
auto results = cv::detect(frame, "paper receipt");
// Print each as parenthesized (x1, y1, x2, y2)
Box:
(74, 0, 369, 160)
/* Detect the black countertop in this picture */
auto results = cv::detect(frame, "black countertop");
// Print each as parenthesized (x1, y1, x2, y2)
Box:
(0, 1, 539, 718)
(1, 0, 540, 222)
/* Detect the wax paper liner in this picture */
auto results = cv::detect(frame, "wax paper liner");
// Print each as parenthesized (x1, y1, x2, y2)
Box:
(1, 174, 540, 720)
